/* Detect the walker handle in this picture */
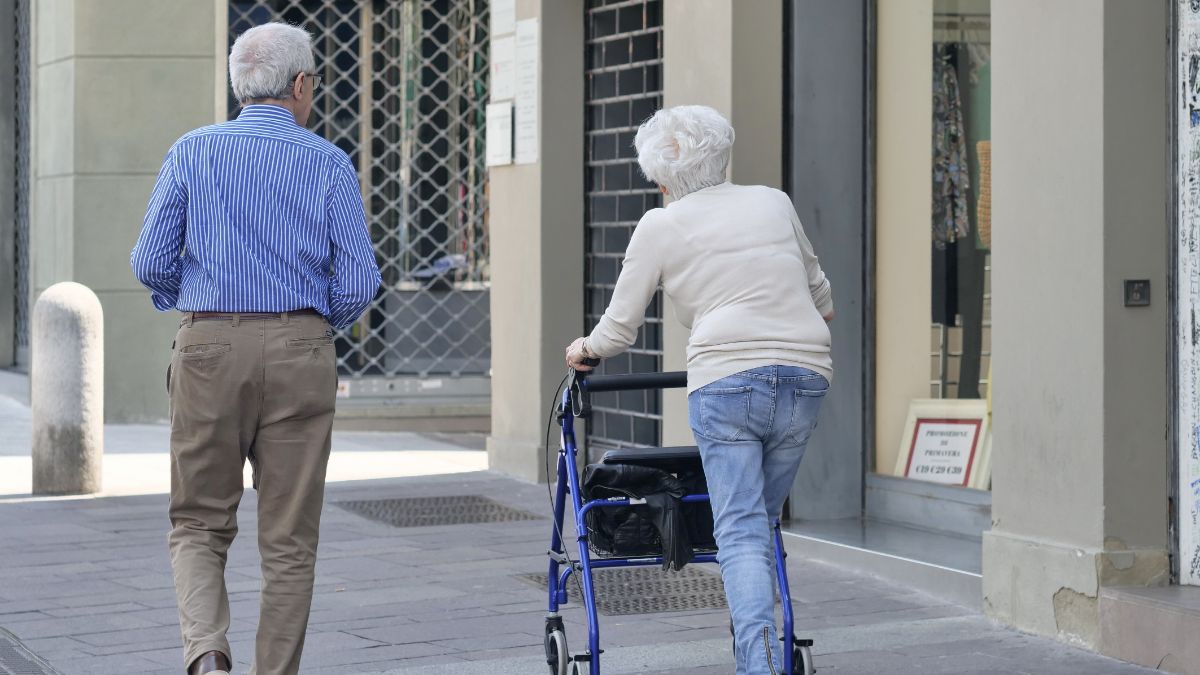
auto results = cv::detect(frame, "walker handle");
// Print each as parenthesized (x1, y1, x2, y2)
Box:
(581, 371, 687, 392)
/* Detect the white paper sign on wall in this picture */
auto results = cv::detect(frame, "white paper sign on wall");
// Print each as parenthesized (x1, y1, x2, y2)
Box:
(491, 0, 516, 37)
(491, 35, 516, 101)
(515, 18, 539, 165)
(485, 102, 513, 167)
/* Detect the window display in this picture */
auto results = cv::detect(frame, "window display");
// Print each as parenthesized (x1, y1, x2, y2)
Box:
(875, 0, 991, 489)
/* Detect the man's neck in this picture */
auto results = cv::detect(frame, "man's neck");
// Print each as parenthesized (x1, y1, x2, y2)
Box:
(243, 99, 300, 125)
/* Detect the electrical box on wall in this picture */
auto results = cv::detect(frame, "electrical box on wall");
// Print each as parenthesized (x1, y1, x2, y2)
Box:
(1124, 279, 1151, 307)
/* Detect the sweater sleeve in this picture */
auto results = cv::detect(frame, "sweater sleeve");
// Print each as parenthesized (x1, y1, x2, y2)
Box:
(786, 197, 834, 318)
(586, 210, 665, 357)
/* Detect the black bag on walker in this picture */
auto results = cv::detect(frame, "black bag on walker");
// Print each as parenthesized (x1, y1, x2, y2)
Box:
(581, 446, 717, 570)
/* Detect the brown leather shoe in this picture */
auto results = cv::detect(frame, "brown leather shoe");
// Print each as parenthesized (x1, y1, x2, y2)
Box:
(189, 651, 231, 675)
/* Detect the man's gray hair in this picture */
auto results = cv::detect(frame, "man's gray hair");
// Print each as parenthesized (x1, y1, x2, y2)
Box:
(634, 105, 734, 199)
(229, 23, 316, 105)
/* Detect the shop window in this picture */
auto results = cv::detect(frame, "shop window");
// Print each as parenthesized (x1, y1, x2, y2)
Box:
(875, 0, 991, 490)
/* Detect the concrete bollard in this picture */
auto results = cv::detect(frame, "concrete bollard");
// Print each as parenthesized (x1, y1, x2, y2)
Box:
(32, 282, 103, 495)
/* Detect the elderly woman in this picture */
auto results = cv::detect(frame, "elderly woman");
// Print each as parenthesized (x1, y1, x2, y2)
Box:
(565, 105, 833, 675)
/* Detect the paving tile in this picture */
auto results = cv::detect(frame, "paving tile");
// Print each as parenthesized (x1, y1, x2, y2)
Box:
(428, 631, 540, 652)
(45, 652, 165, 675)
(301, 641, 459, 668)
(41, 601, 151, 618)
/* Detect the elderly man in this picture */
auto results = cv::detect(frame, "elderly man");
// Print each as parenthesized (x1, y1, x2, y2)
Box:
(131, 23, 381, 675)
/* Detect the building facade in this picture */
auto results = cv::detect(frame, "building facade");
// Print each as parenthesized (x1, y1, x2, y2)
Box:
(1, 0, 494, 428)
(486, 0, 1185, 669)
(1, 0, 1196, 669)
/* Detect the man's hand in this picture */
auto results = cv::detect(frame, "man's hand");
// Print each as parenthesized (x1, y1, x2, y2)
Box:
(565, 337, 597, 372)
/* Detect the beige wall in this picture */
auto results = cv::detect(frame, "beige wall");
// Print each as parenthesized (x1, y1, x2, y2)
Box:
(486, 0, 584, 482)
(983, 0, 1169, 647)
(873, 0, 932, 475)
(1100, 0, 1169, 555)
(31, 0, 224, 421)
(660, 0, 782, 445)
(989, 0, 1102, 548)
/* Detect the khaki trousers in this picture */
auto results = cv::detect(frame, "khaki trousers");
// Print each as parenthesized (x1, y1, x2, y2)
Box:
(167, 311, 336, 675)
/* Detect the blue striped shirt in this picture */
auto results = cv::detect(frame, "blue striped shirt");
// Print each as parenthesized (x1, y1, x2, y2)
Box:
(131, 104, 381, 329)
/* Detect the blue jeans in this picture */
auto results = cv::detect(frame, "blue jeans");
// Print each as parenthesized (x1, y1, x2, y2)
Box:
(688, 365, 829, 675)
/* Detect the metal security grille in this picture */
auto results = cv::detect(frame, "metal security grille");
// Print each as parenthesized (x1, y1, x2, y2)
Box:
(0, 628, 59, 675)
(12, 0, 30, 367)
(227, 0, 490, 382)
(583, 0, 663, 449)
(335, 495, 542, 527)
(519, 567, 727, 616)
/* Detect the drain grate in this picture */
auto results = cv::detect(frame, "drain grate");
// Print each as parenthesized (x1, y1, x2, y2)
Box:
(335, 495, 543, 528)
(518, 566, 728, 615)
(0, 629, 59, 675)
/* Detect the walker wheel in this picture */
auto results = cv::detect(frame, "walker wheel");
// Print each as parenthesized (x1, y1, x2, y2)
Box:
(569, 659, 587, 675)
(545, 628, 568, 675)
(792, 644, 815, 675)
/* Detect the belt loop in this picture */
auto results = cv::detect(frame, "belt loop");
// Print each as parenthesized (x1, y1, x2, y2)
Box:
(184, 312, 193, 327)
(231, 313, 241, 328)
(281, 311, 290, 326)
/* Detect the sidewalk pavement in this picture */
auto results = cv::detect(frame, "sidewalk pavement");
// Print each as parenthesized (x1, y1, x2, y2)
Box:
(0, 370, 487, 496)
(0, 371, 1157, 674)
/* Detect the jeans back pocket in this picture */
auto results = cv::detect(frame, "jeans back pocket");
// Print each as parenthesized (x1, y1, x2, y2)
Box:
(699, 385, 753, 442)
(787, 386, 828, 445)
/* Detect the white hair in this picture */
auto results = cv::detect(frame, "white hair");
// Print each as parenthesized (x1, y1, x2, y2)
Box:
(229, 23, 316, 105)
(634, 105, 735, 199)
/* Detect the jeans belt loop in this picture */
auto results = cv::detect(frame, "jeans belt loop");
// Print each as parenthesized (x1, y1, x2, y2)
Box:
(231, 313, 241, 328)
(184, 312, 193, 327)
(281, 311, 290, 326)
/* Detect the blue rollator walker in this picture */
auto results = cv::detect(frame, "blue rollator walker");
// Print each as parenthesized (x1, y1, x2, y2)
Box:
(543, 366, 816, 675)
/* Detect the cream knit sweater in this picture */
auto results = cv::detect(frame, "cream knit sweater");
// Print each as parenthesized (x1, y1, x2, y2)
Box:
(586, 182, 834, 392)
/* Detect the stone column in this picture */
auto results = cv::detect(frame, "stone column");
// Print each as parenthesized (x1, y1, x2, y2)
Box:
(983, 0, 1169, 647)
(31, 0, 223, 421)
(487, 0, 585, 482)
(659, 0, 784, 446)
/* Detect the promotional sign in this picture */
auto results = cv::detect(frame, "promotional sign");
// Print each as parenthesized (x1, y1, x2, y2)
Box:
(903, 419, 982, 486)
(894, 399, 991, 489)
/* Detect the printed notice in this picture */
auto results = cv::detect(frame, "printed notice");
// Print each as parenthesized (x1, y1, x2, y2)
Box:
(491, 0, 516, 36)
(903, 419, 981, 486)
(490, 35, 515, 101)
(514, 18, 539, 164)
(485, 102, 513, 166)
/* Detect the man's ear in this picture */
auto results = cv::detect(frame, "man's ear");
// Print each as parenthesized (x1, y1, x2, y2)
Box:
(292, 72, 304, 100)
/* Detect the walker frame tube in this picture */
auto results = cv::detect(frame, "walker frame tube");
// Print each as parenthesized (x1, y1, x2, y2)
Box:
(545, 372, 800, 675)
